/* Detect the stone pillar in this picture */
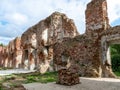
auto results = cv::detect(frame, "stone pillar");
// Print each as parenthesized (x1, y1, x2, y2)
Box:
(14, 37, 22, 68)
(85, 0, 110, 33)
(28, 33, 37, 70)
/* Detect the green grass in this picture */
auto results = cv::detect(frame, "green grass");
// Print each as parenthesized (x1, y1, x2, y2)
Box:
(0, 71, 58, 89)
(24, 71, 57, 83)
(0, 67, 13, 70)
(4, 71, 58, 84)
(0, 83, 3, 90)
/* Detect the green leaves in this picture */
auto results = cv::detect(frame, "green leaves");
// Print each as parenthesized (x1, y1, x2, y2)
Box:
(0, 43, 3, 46)
(110, 44, 120, 74)
(111, 44, 120, 54)
(111, 54, 120, 72)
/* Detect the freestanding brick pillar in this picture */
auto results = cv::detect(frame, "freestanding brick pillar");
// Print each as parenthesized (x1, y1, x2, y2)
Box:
(85, 0, 110, 33)
(55, 50, 80, 85)
(57, 64, 80, 85)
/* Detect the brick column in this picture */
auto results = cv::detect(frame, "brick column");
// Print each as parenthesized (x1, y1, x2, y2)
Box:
(85, 0, 110, 33)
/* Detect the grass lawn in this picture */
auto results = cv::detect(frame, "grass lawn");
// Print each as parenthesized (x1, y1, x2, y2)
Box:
(0, 71, 58, 90)
(23, 71, 58, 83)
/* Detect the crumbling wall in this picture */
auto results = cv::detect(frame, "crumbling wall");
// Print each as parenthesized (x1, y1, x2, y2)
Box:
(0, 0, 120, 86)
(21, 12, 79, 72)
(7, 37, 22, 68)
(0, 46, 3, 67)
(2, 46, 9, 67)
(21, 30, 37, 70)
(8, 40, 14, 68)
(0, 37, 22, 68)
(54, 32, 102, 77)
(54, 26, 120, 78)
(36, 12, 79, 73)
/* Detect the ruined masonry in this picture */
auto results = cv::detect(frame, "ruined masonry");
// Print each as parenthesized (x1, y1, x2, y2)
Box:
(21, 12, 79, 74)
(0, 0, 120, 85)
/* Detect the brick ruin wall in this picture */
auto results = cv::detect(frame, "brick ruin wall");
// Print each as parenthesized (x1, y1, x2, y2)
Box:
(54, 27, 120, 78)
(0, 0, 120, 85)
(0, 46, 3, 66)
(54, 34, 101, 77)
(21, 12, 79, 73)
(0, 37, 22, 68)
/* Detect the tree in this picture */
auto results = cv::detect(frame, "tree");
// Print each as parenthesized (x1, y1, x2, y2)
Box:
(110, 44, 120, 72)
(0, 43, 3, 46)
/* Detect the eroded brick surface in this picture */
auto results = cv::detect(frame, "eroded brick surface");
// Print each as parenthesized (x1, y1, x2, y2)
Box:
(0, 37, 22, 68)
(85, 0, 110, 33)
(21, 12, 79, 72)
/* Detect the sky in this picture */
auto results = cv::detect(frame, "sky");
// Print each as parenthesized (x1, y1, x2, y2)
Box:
(0, 0, 120, 45)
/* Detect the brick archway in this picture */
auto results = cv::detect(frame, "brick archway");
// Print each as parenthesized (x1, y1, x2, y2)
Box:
(101, 33, 120, 77)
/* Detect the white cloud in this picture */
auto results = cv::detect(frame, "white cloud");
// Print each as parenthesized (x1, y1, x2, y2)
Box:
(107, 0, 120, 23)
(11, 13, 28, 25)
(0, 36, 14, 45)
(3, 12, 28, 26)
(0, 0, 120, 45)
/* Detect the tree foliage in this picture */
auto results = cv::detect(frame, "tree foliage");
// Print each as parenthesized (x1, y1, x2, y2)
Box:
(110, 44, 120, 72)
(0, 43, 3, 46)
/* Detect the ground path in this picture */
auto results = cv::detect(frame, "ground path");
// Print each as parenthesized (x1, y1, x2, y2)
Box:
(0, 69, 120, 90)
(23, 77, 120, 90)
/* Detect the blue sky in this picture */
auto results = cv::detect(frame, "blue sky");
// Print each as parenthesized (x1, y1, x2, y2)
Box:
(0, 0, 120, 45)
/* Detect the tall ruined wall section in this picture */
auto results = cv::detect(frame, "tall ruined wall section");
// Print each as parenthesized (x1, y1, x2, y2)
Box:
(0, 37, 22, 68)
(21, 26, 38, 70)
(21, 12, 79, 72)
(85, 0, 110, 33)
(0, 46, 8, 67)
(0, 46, 3, 67)
(7, 40, 14, 68)
(36, 12, 79, 73)
(7, 37, 22, 68)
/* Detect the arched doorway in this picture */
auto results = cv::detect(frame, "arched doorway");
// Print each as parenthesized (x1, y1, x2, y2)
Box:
(101, 34, 120, 77)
